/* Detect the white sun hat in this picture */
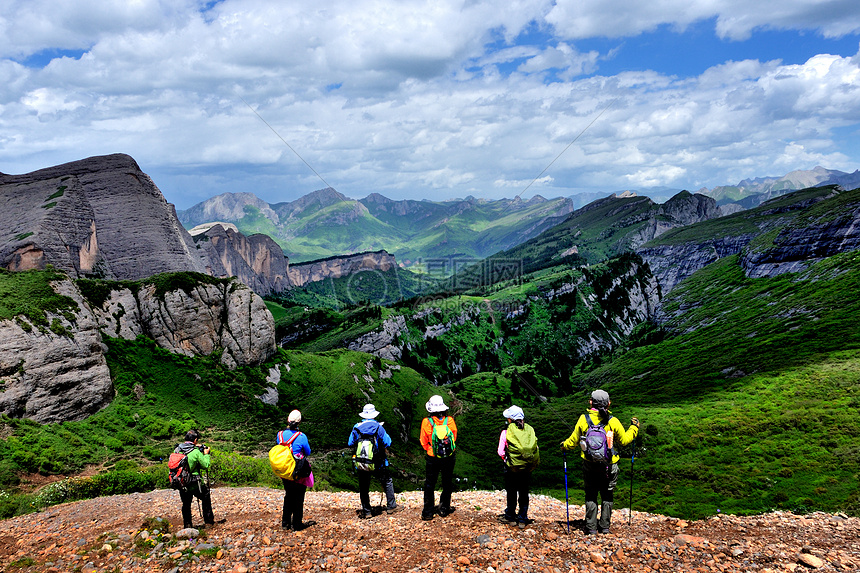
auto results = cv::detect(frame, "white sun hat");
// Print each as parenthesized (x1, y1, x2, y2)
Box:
(425, 395, 448, 413)
(359, 404, 381, 419)
(502, 405, 524, 421)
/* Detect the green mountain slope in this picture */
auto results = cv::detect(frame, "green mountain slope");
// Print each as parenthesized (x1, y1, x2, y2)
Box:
(178, 190, 574, 264)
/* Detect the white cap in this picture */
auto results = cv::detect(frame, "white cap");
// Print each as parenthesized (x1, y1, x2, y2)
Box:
(503, 405, 524, 421)
(288, 409, 302, 423)
(359, 404, 380, 419)
(425, 395, 448, 413)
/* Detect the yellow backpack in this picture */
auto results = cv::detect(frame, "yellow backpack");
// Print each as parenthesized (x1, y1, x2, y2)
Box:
(269, 431, 301, 479)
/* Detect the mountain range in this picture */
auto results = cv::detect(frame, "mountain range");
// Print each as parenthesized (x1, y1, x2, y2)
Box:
(178, 166, 860, 266)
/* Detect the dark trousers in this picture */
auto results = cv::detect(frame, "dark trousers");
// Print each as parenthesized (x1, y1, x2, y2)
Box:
(503, 468, 531, 522)
(422, 455, 455, 518)
(179, 479, 214, 528)
(582, 460, 619, 531)
(281, 478, 307, 528)
(358, 465, 396, 515)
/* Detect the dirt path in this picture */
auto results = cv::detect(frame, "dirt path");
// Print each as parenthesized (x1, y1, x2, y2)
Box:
(0, 488, 856, 572)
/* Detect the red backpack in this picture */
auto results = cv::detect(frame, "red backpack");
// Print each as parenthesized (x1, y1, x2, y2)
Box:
(168, 451, 193, 490)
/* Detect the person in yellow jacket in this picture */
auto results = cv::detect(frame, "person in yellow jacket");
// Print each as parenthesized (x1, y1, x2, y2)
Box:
(561, 389, 639, 535)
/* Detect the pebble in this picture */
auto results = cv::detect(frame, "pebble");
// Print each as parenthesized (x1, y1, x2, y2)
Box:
(0, 488, 856, 573)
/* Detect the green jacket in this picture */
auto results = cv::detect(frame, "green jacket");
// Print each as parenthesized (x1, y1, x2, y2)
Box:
(562, 410, 638, 464)
(175, 442, 211, 477)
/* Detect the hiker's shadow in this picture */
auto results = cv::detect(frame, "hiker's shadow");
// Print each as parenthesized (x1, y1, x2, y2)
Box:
(555, 517, 586, 534)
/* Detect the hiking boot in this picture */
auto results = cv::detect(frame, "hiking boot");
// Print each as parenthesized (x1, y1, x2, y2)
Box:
(599, 527, 610, 534)
(497, 514, 517, 523)
(585, 528, 598, 535)
(438, 507, 456, 517)
(385, 505, 404, 515)
(517, 518, 532, 529)
(281, 524, 291, 530)
(295, 520, 317, 531)
(356, 509, 372, 519)
(421, 513, 434, 521)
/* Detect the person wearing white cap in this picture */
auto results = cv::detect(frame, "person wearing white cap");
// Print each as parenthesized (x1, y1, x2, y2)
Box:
(497, 405, 540, 528)
(561, 390, 640, 535)
(419, 395, 457, 520)
(275, 410, 316, 531)
(347, 404, 403, 518)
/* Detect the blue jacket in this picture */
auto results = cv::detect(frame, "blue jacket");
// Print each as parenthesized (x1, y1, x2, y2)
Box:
(276, 429, 311, 458)
(348, 419, 392, 467)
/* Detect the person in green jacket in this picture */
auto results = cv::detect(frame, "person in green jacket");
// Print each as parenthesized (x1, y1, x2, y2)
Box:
(561, 390, 639, 535)
(175, 430, 215, 529)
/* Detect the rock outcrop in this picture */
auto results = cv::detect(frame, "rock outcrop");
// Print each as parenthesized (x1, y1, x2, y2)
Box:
(639, 185, 860, 295)
(192, 224, 291, 296)
(90, 277, 276, 370)
(0, 278, 113, 423)
(287, 250, 397, 287)
(346, 315, 407, 360)
(0, 154, 210, 280)
(0, 273, 275, 422)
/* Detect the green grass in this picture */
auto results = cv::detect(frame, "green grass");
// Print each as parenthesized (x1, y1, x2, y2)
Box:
(0, 268, 79, 329)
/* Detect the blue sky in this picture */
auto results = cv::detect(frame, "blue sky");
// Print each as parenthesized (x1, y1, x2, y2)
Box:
(1, 0, 859, 209)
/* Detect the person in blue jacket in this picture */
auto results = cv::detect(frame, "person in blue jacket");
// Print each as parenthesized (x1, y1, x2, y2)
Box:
(276, 409, 316, 531)
(347, 404, 403, 518)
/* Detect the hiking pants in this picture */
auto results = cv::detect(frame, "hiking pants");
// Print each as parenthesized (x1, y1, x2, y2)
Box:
(179, 479, 214, 528)
(358, 465, 396, 516)
(423, 454, 455, 518)
(582, 460, 619, 532)
(503, 468, 531, 522)
(281, 478, 307, 529)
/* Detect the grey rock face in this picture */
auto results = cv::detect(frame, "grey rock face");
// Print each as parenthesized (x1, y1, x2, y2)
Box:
(347, 315, 407, 361)
(639, 235, 755, 295)
(0, 154, 209, 280)
(0, 274, 275, 422)
(287, 251, 397, 287)
(740, 208, 860, 278)
(194, 225, 291, 296)
(0, 279, 113, 423)
(92, 280, 276, 369)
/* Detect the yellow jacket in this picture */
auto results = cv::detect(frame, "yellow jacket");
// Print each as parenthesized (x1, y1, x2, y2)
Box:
(562, 410, 638, 464)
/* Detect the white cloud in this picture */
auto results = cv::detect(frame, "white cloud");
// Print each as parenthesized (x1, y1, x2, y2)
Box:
(0, 0, 859, 205)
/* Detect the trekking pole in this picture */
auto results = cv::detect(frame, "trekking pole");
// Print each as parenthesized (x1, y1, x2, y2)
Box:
(629, 435, 636, 526)
(563, 450, 570, 533)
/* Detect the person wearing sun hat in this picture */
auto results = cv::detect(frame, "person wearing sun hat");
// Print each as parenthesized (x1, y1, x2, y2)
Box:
(561, 390, 640, 535)
(347, 404, 402, 518)
(419, 395, 458, 520)
(497, 405, 540, 528)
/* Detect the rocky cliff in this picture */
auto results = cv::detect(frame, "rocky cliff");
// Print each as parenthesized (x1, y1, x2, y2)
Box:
(639, 185, 860, 295)
(0, 278, 113, 423)
(191, 224, 291, 296)
(0, 272, 276, 422)
(287, 250, 398, 287)
(0, 154, 210, 280)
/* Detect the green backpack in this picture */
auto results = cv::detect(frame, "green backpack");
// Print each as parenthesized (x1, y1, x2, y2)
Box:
(505, 422, 540, 472)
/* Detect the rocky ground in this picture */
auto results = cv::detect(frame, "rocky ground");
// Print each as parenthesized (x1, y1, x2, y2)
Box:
(0, 487, 857, 573)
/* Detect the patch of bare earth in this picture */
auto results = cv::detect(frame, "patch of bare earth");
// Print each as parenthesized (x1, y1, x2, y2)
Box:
(0, 488, 856, 572)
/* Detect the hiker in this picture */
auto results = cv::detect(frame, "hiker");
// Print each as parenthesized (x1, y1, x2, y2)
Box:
(174, 429, 215, 529)
(561, 389, 639, 535)
(419, 394, 457, 521)
(276, 410, 316, 531)
(497, 405, 540, 528)
(347, 403, 403, 518)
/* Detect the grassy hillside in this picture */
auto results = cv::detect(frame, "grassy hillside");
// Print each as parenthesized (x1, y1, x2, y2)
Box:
(182, 192, 573, 265)
(556, 251, 860, 517)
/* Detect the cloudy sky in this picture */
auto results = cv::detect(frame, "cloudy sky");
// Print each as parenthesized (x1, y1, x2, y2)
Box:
(1, 0, 859, 209)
